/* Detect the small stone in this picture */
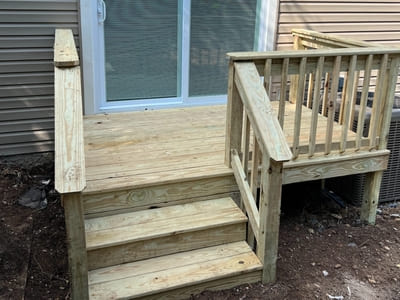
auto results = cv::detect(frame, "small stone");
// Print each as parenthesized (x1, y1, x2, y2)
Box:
(376, 209, 383, 214)
(347, 242, 357, 247)
(335, 264, 342, 269)
(396, 264, 400, 268)
(390, 214, 400, 218)
(383, 246, 390, 251)
(322, 270, 329, 277)
(368, 277, 377, 284)
(331, 213, 343, 220)
(308, 228, 315, 234)
(311, 262, 316, 266)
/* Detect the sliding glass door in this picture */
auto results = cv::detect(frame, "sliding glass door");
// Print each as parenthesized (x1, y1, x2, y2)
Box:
(99, 0, 261, 111)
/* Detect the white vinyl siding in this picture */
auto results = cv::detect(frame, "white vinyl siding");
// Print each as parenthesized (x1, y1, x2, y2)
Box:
(0, 0, 79, 156)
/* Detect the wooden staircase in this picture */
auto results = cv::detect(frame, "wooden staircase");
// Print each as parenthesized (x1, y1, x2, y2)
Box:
(84, 197, 262, 299)
(54, 29, 400, 299)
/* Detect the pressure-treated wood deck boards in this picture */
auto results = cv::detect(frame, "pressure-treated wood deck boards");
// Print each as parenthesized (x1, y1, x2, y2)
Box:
(83, 104, 359, 194)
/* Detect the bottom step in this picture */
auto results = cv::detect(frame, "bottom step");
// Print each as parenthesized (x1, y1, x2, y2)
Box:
(89, 241, 262, 300)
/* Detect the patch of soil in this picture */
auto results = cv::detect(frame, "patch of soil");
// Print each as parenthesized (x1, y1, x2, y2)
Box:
(0, 158, 70, 299)
(1, 158, 399, 299)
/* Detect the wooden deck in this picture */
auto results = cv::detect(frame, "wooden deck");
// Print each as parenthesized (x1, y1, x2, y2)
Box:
(83, 102, 360, 194)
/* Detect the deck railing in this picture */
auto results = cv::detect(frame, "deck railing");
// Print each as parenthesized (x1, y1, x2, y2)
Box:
(226, 44, 400, 283)
(54, 29, 88, 299)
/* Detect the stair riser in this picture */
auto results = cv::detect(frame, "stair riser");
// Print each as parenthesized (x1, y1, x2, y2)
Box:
(139, 271, 262, 300)
(87, 223, 246, 270)
(82, 176, 238, 218)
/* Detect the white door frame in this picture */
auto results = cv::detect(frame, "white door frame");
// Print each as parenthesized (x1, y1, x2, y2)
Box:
(80, 0, 280, 115)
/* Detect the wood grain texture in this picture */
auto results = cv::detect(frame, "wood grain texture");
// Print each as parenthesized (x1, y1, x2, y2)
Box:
(54, 65, 85, 193)
(88, 242, 262, 300)
(283, 151, 389, 184)
(87, 223, 246, 270)
(54, 29, 79, 67)
(258, 158, 284, 283)
(63, 193, 89, 300)
(234, 62, 292, 162)
(85, 198, 246, 250)
(231, 150, 260, 241)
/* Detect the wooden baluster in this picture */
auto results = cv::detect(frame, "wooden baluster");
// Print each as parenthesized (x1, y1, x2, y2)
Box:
(325, 56, 341, 155)
(278, 58, 289, 127)
(322, 73, 330, 117)
(257, 156, 284, 283)
(292, 57, 307, 159)
(356, 54, 373, 150)
(264, 59, 272, 95)
(306, 73, 314, 108)
(339, 73, 348, 124)
(309, 56, 325, 157)
(350, 71, 360, 127)
(249, 138, 261, 249)
(242, 113, 251, 180)
(369, 54, 388, 150)
(340, 55, 357, 153)
(225, 61, 243, 166)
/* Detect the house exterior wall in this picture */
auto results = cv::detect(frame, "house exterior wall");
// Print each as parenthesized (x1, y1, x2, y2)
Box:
(276, 0, 400, 50)
(0, 0, 79, 156)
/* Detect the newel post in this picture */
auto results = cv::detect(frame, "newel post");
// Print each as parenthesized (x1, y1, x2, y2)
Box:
(225, 60, 243, 167)
(257, 157, 284, 283)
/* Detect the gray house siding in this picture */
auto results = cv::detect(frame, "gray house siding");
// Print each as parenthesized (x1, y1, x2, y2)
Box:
(0, 0, 79, 156)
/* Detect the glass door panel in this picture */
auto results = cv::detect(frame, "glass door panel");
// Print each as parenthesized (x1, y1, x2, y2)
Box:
(189, 0, 258, 97)
(104, 1, 180, 101)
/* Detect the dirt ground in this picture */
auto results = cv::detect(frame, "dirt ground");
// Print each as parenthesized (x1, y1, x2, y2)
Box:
(0, 156, 399, 300)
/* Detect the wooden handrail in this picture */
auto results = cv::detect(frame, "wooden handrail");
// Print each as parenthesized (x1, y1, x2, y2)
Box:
(228, 47, 400, 61)
(291, 29, 375, 49)
(54, 29, 86, 194)
(234, 62, 292, 162)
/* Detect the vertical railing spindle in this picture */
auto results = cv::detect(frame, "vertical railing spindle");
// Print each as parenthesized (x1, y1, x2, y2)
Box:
(278, 58, 289, 127)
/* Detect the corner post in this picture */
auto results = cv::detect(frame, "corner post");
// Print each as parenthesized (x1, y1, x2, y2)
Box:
(257, 157, 284, 283)
(289, 35, 305, 103)
(63, 192, 89, 300)
(225, 60, 243, 167)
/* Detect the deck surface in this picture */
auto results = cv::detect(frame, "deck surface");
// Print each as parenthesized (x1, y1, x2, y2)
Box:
(83, 103, 358, 193)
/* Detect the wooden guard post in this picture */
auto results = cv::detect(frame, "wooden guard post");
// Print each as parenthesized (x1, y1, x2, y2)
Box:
(54, 29, 88, 299)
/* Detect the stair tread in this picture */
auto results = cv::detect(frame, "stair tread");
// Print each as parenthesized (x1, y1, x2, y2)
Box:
(88, 241, 262, 299)
(85, 197, 247, 250)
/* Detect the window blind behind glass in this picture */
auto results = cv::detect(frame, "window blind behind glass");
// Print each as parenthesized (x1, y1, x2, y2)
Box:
(189, 0, 258, 97)
(104, 1, 179, 101)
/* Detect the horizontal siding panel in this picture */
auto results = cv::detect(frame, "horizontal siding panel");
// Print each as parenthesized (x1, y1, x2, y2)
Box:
(0, 11, 77, 23)
(0, 96, 53, 109)
(0, 84, 53, 98)
(0, 24, 78, 36)
(0, 72, 53, 86)
(0, 118, 53, 133)
(0, 0, 78, 156)
(0, 49, 53, 61)
(0, 1, 77, 11)
(0, 129, 54, 144)
(0, 107, 54, 121)
(279, 23, 400, 34)
(281, 3, 400, 13)
(0, 61, 53, 73)
(279, 13, 400, 23)
(0, 36, 78, 49)
(0, 140, 54, 156)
